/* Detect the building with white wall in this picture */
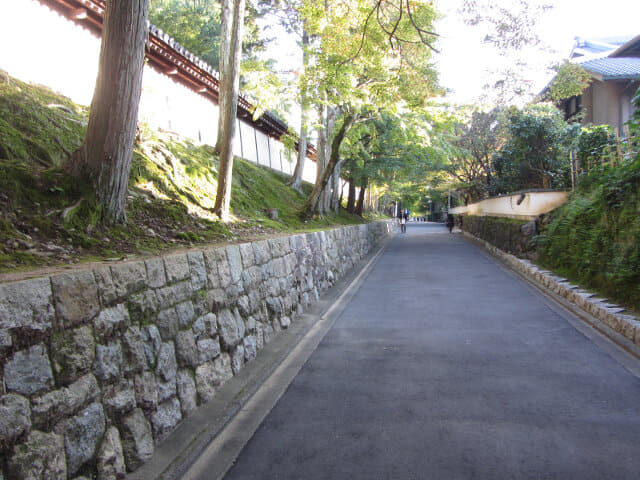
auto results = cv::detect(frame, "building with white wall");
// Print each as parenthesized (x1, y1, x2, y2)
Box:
(0, 0, 315, 182)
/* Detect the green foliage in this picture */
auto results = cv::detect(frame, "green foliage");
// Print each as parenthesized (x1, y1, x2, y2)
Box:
(149, 0, 267, 68)
(493, 103, 572, 193)
(548, 61, 592, 102)
(149, 0, 282, 116)
(576, 125, 615, 170)
(538, 158, 640, 311)
(342, 110, 456, 212)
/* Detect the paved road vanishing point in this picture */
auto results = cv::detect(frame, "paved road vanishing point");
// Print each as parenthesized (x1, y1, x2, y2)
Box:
(187, 222, 640, 480)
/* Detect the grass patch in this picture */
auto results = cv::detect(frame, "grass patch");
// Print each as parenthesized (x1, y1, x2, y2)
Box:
(0, 71, 379, 274)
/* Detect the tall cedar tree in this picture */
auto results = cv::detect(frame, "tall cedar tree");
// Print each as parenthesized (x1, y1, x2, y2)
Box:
(213, 0, 246, 221)
(66, 0, 149, 224)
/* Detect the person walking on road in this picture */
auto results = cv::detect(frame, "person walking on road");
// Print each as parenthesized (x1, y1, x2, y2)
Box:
(446, 214, 454, 233)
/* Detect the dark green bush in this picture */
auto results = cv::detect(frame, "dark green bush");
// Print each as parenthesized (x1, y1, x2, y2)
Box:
(538, 158, 640, 311)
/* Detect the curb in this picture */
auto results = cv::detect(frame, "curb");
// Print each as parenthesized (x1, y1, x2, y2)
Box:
(462, 231, 640, 357)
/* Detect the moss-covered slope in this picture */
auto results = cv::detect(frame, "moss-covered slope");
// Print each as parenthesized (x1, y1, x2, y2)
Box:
(0, 72, 375, 274)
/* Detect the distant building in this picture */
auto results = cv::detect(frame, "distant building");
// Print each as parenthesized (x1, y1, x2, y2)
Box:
(547, 35, 640, 135)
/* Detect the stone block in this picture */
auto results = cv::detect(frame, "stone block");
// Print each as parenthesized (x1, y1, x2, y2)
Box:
(264, 257, 287, 279)
(175, 301, 196, 329)
(202, 248, 223, 289)
(142, 325, 162, 369)
(176, 369, 197, 416)
(51, 271, 100, 328)
(122, 326, 148, 375)
(127, 290, 159, 324)
(268, 237, 290, 258)
(175, 330, 198, 368)
(236, 295, 251, 318)
(0, 277, 54, 341)
(94, 267, 118, 307)
(110, 261, 147, 300)
(134, 371, 158, 411)
(155, 281, 192, 309)
(192, 292, 209, 318)
(265, 297, 283, 316)
(145, 257, 167, 289)
(5, 343, 54, 396)
(231, 345, 244, 375)
(252, 240, 271, 265)
(8, 430, 67, 479)
(164, 254, 190, 284)
(94, 303, 130, 342)
(289, 234, 307, 252)
(279, 316, 291, 329)
(239, 242, 255, 268)
(63, 402, 106, 475)
(216, 254, 232, 288)
(241, 266, 263, 292)
(93, 342, 123, 383)
(265, 278, 281, 297)
(226, 245, 243, 284)
(192, 313, 216, 341)
(103, 379, 137, 419)
(156, 307, 179, 341)
(188, 252, 207, 290)
(97, 426, 126, 480)
(0, 393, 31, 444)
(156, 342, 177, 383)
(194, 362, 216, 403)
(197, 338, 221, 364)
(156, 342, 177, 402)
(244, 316, 257, 334)
(151, 397, 182, 442)
(247, 290, 263, 315)
(195, 355, 232, 403)
(206, 288, 226, 311)
(31, 374, 99, 429)
(120, 408, 154, 472)
(243, 336, 258, 363)
(217, 309, 243, 350)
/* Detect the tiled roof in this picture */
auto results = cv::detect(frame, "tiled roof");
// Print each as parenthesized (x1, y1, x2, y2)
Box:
(570, 36, 634, 58)
(580, 57, 640, 80)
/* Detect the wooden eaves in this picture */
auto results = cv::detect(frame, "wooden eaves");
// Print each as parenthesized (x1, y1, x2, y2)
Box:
(36, 0, 316, 158)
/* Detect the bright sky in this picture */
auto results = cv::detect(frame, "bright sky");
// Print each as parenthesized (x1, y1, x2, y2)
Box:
(434, 0, 640, 105)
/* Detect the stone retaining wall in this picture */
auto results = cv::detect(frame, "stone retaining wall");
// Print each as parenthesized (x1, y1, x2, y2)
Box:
(461, 215, 538, 260)
(0, 221, 393, 479)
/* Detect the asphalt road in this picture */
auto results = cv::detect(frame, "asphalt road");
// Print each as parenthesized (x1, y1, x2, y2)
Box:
(218, 223, 640, 479)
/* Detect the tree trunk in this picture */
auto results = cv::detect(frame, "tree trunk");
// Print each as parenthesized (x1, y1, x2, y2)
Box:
(355, 179, 367, 216)
(330, 160, 341, 212)
(66, 0, 149, 225)
(300, 113, 355, 219)
(213, 0, 232, 155)
(321, 107, 336, 214)
(314, 102, 327, 216)
(287, 30, 309, 192)
(213, 0, 246, 221)
(346, 176, 356, 213)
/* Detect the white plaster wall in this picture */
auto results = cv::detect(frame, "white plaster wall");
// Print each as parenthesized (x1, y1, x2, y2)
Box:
(0, 0, 314, 180)
(449, 191, 569, 219)
(592, 81, 622, 132)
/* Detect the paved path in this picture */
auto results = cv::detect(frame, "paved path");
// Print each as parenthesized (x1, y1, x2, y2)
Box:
(207, 223, 640, 479)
